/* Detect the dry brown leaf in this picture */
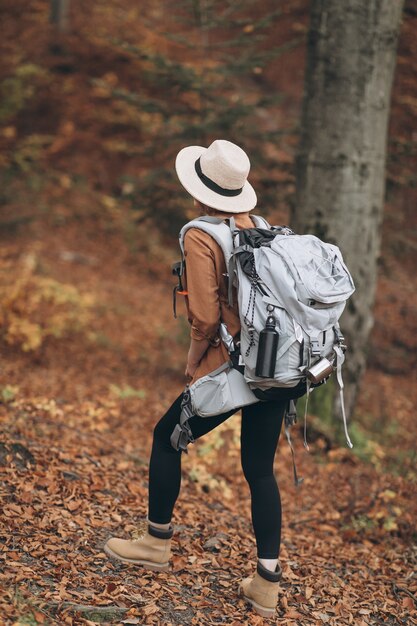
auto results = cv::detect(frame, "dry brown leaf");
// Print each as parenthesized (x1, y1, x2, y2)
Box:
(142, 604, 160, 616)
(402, 596, 415, 610)
(285, 609, 303, 619)
(66, 500, 82, 512)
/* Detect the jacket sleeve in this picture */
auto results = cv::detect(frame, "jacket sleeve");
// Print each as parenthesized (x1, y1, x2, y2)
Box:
(183, 228, 221, 344)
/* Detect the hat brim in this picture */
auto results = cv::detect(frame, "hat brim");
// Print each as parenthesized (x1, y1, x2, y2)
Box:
(175, 145, 257, 213)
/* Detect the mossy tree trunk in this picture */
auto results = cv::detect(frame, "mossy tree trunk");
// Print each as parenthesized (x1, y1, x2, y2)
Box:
(294, 0, 404, 419)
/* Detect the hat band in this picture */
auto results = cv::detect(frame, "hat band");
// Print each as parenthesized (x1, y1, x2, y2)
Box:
(195, 158, 243, 197)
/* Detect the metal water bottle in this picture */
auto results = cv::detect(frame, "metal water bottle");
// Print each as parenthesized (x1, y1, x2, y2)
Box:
(255, 313, 279, 378)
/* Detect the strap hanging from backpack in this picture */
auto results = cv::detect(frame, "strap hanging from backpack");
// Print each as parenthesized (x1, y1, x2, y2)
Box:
(284, 400, 304, 486)
(334, 344, 353, 449)
(302, 336, 321, 450)
(303, 379, 312, 450)
(172, 257, 188, 319)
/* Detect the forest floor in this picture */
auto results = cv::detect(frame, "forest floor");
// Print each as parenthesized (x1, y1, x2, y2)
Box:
(1, 1, 417, 625)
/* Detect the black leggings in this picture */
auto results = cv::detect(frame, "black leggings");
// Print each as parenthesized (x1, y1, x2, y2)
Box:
(148, 393, 288, 559)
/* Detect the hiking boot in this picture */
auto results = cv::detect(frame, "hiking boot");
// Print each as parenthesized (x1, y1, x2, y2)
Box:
(104, 520, 173, 571)
(239, 560, 282, 618)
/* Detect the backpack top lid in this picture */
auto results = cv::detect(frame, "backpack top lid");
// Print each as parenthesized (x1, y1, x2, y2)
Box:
(270, 234, 355, 305)
(252, 233, 355, 337)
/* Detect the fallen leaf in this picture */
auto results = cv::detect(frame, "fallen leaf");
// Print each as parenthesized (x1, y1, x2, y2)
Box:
(142, 604, 159, 616)
(402, 596, 415, 610)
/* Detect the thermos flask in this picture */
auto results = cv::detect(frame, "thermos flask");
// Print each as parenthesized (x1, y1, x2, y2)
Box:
(255, 314, 279, 377)
(306, 357, 334, 384)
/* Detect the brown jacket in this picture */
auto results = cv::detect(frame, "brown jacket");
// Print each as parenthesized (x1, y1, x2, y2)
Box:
(183, 212, 256, 384)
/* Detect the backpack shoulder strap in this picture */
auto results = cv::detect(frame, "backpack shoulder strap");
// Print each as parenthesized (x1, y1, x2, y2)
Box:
(179, 216, 234, 265)
(251, 215, 271, 229)
(179, 214, 270, 264)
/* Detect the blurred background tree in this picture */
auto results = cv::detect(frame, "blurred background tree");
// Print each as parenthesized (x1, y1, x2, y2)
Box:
(294, 0, 405, 419)
(50, 0, 70, 33)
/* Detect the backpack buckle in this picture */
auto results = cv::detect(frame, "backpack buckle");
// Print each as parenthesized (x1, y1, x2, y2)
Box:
(170, 423, 194, 453)
(310, 339, 321, 357)
(181, 391, 195, 421)
(284, 399, 297, 427)
(333, 326, 347, 352)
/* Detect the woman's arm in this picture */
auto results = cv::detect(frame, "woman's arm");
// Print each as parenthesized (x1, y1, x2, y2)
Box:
(185, 337, 210, 379)
(183, 228, 221, 378)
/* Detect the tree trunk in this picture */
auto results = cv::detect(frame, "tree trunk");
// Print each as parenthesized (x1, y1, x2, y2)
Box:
(294, 0, 404, 419)
(50, 0, 70, 33)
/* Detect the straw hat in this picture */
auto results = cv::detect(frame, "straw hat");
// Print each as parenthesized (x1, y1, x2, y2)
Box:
(175, 139, 257, 213)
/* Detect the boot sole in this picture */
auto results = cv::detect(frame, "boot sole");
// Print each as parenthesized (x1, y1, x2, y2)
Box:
(238, 585, 276, 618)
(104, 544, 170, 571)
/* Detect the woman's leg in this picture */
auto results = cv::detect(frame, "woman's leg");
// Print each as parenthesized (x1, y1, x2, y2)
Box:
(148, 392, 236, 524)
(240, 398, 287, 560)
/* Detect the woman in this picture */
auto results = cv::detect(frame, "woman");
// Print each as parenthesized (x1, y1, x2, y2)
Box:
(104, 139, 290, 618)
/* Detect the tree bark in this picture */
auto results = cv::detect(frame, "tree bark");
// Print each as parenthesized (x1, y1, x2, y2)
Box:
(50, 0, 70, 33)
(294, 0, 404, 418)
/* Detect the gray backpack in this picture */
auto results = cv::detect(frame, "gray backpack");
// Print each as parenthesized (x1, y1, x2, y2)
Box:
(172, 215, 356, 482)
